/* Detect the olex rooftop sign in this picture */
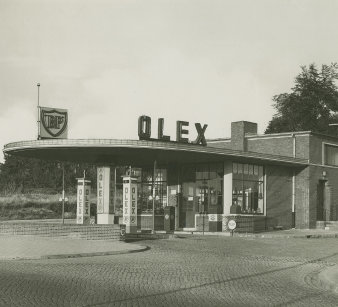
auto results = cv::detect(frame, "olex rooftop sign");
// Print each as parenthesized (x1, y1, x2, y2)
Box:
(138, 115, 208, 146)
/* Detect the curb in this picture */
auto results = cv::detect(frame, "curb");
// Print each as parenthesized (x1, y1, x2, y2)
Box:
(1, 245, 150, 261)
(170, 232, 338, 239)
(227, 232, 338, 239)
(41, 245, 150, 260)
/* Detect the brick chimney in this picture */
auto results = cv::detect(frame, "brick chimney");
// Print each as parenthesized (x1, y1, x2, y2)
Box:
(231, 121, 257, 151)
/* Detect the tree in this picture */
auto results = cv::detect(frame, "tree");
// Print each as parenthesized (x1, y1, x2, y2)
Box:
(265, 63, 338, 134)
(0, 154, 98, 195)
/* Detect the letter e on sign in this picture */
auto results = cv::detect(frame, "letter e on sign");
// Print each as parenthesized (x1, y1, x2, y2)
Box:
(176, 121, 189, 143)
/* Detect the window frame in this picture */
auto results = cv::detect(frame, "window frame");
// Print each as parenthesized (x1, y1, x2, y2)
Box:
(322, 142, 338, 167)
(232, 162, 265, 215)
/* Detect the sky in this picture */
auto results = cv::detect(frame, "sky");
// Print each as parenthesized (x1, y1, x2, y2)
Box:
(1, 0, 338, 162)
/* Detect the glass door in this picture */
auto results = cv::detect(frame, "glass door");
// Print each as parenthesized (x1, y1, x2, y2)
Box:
(180, 182, 196, 228)
(197, 184, 209, 214)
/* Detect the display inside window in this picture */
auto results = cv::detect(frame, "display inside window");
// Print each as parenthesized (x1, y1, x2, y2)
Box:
(111, 167, 167, 216)
(138, 168, 167, 215)
(231, 163, 264, 215)
(185, 163, 223, 214)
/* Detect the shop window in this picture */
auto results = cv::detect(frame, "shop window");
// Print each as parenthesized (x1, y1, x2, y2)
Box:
(111, 167, 167, 216)
(231, 163, 264, 215)
(138, 168, 167, 215)
(194, 163, 223, 214)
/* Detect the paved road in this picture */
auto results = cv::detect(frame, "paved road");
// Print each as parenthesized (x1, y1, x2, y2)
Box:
(1, 236, 338, 307)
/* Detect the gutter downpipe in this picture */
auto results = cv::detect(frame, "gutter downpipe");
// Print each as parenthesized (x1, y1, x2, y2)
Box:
(292, 134, 296, 228)
(152, 159, 157, 233)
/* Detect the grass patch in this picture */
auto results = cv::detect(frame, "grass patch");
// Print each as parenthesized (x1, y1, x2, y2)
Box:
(0, 193, 80, 221)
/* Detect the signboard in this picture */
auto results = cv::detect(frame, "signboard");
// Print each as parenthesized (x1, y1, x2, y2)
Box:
(39, 106, 68, 139)
(122, 176, 137, 233)
(138, 115, 207, 146)
(97, 167, 111, 214)
(209, 214, 217, 222)
(76, 179, 91, 224)
(228, 219, 237, 230)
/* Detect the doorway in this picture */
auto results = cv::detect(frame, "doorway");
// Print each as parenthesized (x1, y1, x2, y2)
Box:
(179, 182, 197, 228)
(317, 180, 326, 221)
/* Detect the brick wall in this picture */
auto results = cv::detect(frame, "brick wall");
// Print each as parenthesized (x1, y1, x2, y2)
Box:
(309, 166, 338, 223)
(209, 131, 311, 161)
(293, 165, 338, 229)
(265, 165, 293, 229)
(0, 223, 122, 240)
(222, 215, 266, 233)
(296, 135, 310, 160)
(309, 135, 323, 164)
(247, 134, 310, 160)
(137, 215, 164, 231)
(231, 121, 257, 151)
(247, 137, 293, 157)
(295, 167, 310, 229)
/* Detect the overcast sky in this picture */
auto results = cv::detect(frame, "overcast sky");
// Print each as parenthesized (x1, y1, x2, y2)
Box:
(1, 0, 338, 162)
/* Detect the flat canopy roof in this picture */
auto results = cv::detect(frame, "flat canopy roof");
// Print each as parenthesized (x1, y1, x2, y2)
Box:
(3, 139, 308, 167)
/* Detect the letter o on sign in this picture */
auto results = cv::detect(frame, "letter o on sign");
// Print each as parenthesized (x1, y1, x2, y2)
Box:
(228, 220, 236, 230)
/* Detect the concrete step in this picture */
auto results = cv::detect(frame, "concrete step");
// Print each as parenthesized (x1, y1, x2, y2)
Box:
(316, 221, 338, 230)
(326, 221, 338, 225)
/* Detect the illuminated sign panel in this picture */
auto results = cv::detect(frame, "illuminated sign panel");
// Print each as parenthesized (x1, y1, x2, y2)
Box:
(76, 179, 91, 225)
(138, 115, 207, 146)
(40, 106, 68, 139)
(122, 176, 137, 233)
(97, 167, 110, 214)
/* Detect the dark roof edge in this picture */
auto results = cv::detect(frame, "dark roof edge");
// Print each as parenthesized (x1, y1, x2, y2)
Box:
(3, 138, 309, 167)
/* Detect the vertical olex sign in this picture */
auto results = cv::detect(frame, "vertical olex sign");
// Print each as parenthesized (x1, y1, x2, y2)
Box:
(122, 176, 138, 233)
(39, 106, 68, 139)
(77, 179, 91, 225)
(97, 167, 111, 214)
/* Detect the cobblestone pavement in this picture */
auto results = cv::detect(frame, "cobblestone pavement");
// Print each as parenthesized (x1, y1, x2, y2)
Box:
(1, 236, 338, 307)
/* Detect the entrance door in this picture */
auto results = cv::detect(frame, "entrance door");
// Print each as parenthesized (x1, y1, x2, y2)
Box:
(179, 182, 197, 228)
(196, 184, 209, 214)
(317, 180, 325, 221)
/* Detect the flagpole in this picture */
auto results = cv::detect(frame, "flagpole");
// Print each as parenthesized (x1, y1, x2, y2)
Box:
(37, 83, 40, 140)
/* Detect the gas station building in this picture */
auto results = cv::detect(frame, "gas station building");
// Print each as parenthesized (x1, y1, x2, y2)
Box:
(4, 117, 338, 233)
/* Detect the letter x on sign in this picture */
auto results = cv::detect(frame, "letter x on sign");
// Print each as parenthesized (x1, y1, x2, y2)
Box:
(194, 123, 208, 146)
